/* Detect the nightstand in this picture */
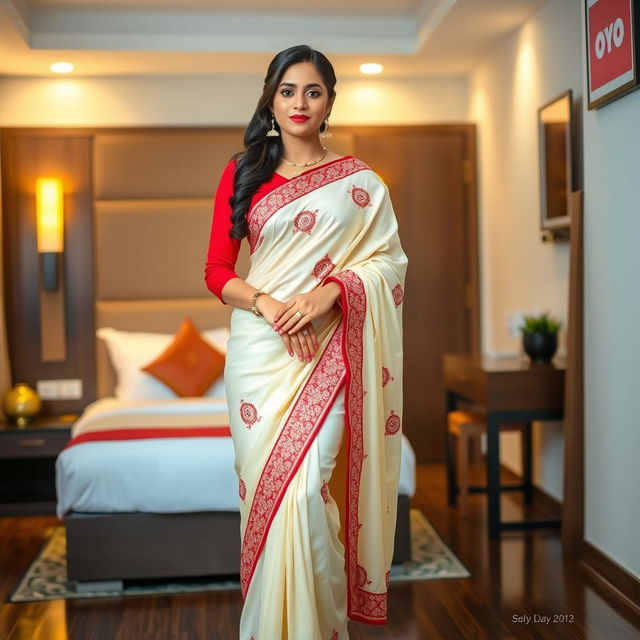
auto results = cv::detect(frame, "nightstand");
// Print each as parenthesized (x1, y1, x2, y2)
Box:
(0, 415, 77, 517)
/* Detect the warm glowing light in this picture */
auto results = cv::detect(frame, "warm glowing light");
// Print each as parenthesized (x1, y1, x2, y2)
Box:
(36, 178, 64, 252)
(359, 63, 384, 75)
(50, 62, 74, 74)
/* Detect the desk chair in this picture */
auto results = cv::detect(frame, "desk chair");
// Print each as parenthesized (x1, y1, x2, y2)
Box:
(447, 410, 533, 516)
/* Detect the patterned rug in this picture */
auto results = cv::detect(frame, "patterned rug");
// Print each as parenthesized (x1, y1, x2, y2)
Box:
(8, 509, 470, 602)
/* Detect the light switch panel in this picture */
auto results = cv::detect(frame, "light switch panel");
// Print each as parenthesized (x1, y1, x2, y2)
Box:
(59, 379, 83, 400)
(36, 379, 83, 400)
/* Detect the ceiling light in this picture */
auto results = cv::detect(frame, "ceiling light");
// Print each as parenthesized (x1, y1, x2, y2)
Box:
(50, 62, 74, 74)
(359, 63, 383, 75)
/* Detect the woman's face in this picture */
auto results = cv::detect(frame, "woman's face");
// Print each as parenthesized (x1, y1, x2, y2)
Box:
(271, 61, 333, 141)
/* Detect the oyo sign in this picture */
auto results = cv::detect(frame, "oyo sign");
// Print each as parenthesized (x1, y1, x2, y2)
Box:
(593, 17, 625, 59)
(587, 0, 634, 95)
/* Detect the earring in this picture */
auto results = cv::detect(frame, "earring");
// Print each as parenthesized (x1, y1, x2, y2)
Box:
(266, 114, 280, 137)
(321, 116, 332, 139)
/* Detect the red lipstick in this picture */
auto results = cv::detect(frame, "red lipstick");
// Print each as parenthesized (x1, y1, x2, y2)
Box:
(289, 115, 310, 122)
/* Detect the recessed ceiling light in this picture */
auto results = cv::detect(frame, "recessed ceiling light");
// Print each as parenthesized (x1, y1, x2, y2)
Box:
(359, 63, 383, 75)
(50, 62, 74, 74)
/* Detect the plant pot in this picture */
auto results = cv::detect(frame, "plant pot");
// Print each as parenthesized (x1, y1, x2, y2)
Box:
(522, 332, 558, 364)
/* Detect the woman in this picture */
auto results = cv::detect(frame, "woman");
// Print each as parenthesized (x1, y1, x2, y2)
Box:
(204, 44, 408, 640)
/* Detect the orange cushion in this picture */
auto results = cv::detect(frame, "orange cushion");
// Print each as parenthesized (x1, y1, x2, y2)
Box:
(141, 318, 225, 397)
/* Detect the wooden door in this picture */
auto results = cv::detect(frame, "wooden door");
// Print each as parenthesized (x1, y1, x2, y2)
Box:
(352, 126, 478, 462)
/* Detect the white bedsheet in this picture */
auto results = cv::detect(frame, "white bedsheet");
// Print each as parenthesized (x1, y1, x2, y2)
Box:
(56, 398, 416, 519)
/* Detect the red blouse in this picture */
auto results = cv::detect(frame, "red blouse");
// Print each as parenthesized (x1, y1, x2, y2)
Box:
(204, 159, 286, 304)
(204, 159, 241, 304)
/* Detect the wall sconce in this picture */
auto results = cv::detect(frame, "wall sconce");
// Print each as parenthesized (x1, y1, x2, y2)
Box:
(35, 177, 64, 292)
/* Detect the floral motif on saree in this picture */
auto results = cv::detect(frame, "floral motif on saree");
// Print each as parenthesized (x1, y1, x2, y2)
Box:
(292, 209, 318, 234)
(321, 480, 330, 503)
(349, 185, 372, 209)
(392, 283, 404, 307)
(385, 410, 401, 436)
(239, 400, 261, 428)
(312, 254, 336, 280)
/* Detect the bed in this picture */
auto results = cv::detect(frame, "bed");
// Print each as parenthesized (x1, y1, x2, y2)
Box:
(56, 313, 416, 590)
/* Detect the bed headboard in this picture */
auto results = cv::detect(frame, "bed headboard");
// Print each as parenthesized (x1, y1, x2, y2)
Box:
(92, 130, 250, 398)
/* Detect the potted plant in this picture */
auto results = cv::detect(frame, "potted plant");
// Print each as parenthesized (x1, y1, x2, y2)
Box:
(519, 311, 562, 364)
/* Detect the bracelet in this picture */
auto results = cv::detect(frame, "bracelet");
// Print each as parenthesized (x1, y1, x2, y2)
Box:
(250, 290, 266, 317)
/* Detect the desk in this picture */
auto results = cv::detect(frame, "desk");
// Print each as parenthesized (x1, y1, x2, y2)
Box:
(443, 352, 565, 537)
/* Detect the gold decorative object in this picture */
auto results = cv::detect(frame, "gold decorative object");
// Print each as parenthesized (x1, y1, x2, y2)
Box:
(1, 383, 42, 427)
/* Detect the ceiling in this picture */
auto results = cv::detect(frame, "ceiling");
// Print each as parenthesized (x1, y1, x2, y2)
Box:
(0, 0, 545, 77)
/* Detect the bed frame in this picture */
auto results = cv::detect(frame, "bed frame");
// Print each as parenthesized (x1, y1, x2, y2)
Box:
(65, 496, 412, 590)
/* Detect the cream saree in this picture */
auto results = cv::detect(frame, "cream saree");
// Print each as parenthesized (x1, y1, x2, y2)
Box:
(224, 157, 408, 639)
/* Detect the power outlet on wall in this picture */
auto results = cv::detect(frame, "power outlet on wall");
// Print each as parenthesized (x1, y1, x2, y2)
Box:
(36, 380, 59, 400)
(36, 379, 83, 400)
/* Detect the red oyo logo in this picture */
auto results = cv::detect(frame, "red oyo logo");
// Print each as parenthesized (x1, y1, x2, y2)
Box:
(588, 0, 633, 92)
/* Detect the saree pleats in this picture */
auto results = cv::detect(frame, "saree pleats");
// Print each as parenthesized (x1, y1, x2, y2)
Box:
(225, 157, 408, 639)
(259, 392, 348, 639)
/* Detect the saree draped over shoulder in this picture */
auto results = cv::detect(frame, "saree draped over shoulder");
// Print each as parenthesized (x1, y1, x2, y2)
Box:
(224, 157, 408, 639)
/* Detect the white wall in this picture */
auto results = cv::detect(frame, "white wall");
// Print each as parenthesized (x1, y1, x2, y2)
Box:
(580, 7, 640, 579)
(0, 74, 468, 126)
(467, 0, 582, 501)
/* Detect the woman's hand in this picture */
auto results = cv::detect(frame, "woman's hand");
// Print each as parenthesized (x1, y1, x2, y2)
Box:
(256, 294, 319, 362)
(273, 282, 342, 336)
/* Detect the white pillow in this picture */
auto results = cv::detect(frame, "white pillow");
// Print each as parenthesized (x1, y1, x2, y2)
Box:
(96, 326, 230, 400)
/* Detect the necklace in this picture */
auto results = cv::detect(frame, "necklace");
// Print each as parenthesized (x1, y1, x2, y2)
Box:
(282, 147, 328, 168)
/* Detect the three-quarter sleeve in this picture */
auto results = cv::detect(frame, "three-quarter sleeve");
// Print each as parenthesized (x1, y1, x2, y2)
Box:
(204, 159, 241, 304)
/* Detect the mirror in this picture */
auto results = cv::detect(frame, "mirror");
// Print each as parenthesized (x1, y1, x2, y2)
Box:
(538, 90, 573, 231)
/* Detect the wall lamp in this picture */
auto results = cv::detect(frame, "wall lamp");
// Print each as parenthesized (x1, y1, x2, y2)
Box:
(35, 177, 64, 292)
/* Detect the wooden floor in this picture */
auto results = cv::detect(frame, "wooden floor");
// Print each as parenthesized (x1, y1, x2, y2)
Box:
(1, 463, 639, 640)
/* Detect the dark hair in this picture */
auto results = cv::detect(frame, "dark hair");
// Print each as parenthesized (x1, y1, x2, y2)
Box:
(228, 45, 337, 240)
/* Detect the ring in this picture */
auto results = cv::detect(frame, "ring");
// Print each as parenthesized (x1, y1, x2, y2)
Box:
(302, 329, 309, 335)
(295, 311, 302, 320)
